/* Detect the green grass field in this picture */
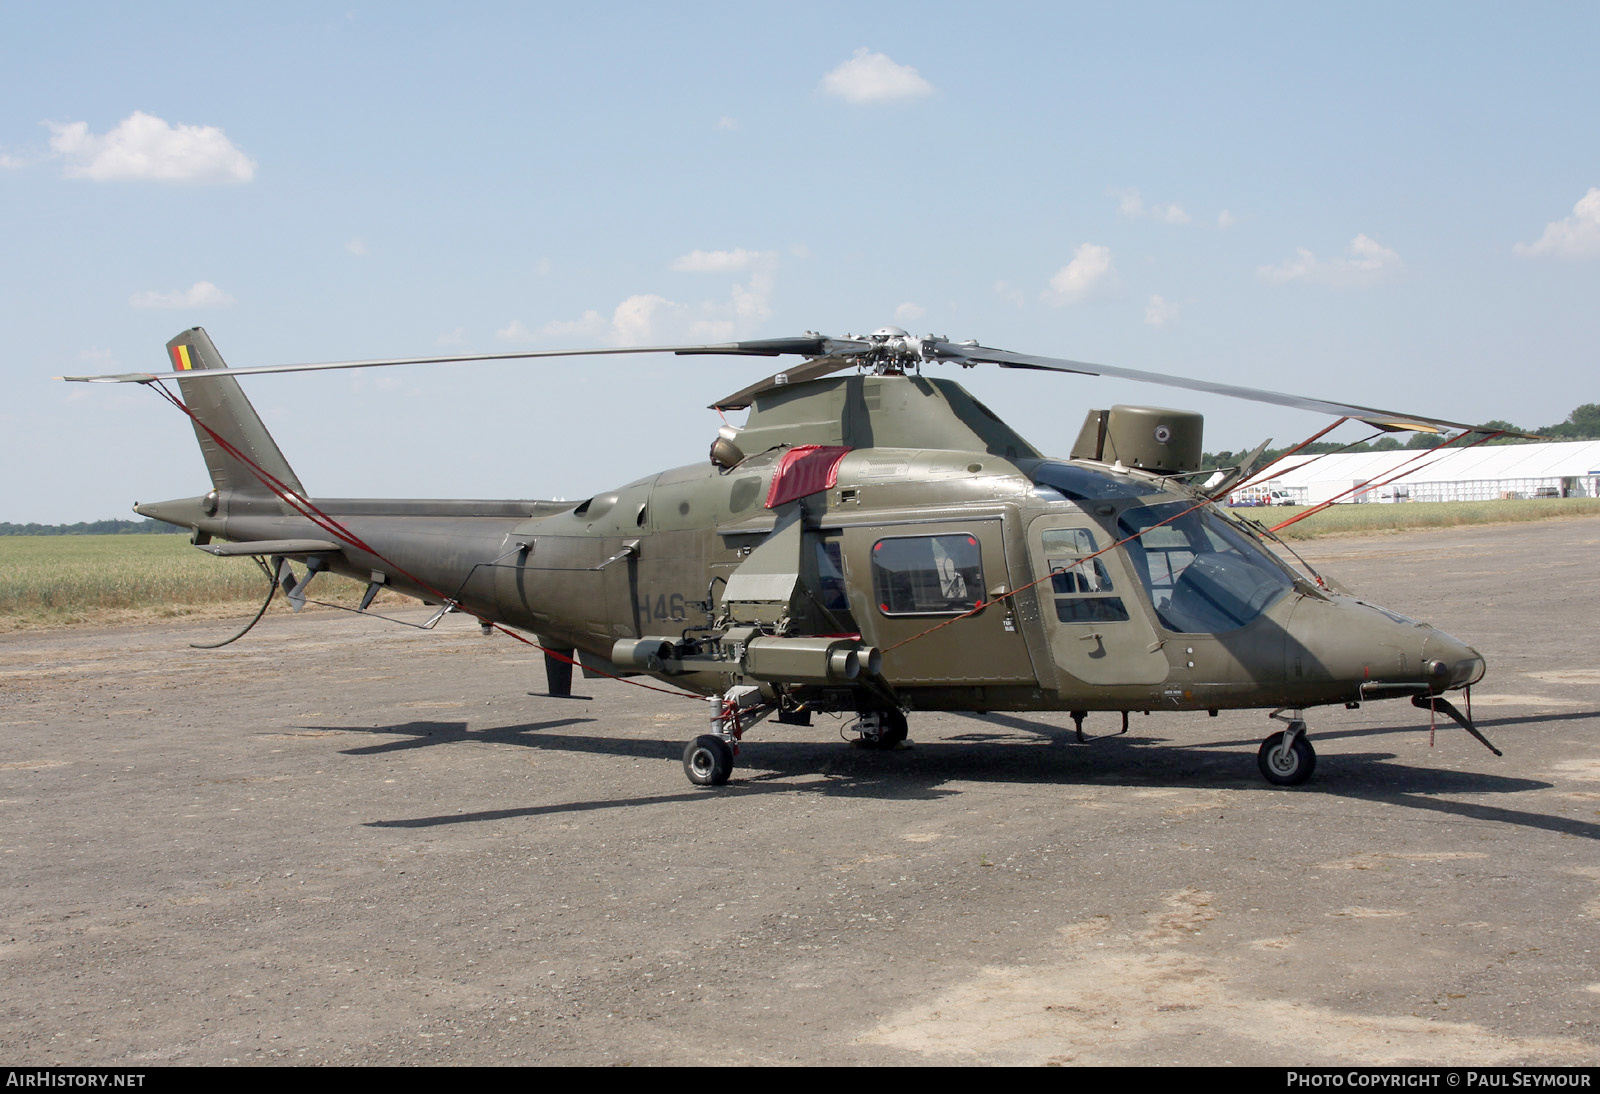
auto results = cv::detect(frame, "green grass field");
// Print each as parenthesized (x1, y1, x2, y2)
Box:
(1249, 496, 1600, 538)
(0, 534, 397, 630)
(4, 497, 1598, 629)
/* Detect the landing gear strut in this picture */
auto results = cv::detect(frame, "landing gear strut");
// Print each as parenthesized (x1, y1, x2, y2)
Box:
(1258, 710, 1316, 786)
(682, 685, 766, 788)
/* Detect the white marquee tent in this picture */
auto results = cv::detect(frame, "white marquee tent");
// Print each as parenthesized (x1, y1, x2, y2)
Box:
(1238, 440, 1600, 505)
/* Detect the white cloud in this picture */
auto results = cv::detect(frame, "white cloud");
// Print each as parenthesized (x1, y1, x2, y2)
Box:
(519, 297, 682, 347)
(1261, 247, 1319, 283)
(671, 248, 778, 329)
(129, 281, 235, 309)
(1258, 233, 1402, 286)
(789, 243, 811, 259)
(1345, 233, 1402, 273)
(47, 111, 255, 183)
(345, 237, 367, 256)
(993, 280, 1026, 307)
(436, 327, 468, 347)
(531, 248, 778, 348)
(1515, 187, 1600, 258)
(671, 248, 773, 273)
(1217, 209, 1237, 229)
(690, 319, 736, 341)
(510, 297, 680, 346)
(716, 116, 739, 132)
(1111, 188, 1190, 224)
(733, 262, 776, 325)
(731, 272, 774, 323)
(496, 320, 538, 343)
(1045, 244, 1117, 304)
(537, 312, 607, 341)
(1144, 295, 1180, 328)
(820, 48, 934, 103)
(610, 294, 671, 345)
(894, 301, 926, 323)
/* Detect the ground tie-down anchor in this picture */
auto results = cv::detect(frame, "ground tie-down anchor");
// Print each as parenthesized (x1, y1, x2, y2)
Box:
(1414, 693, 1502, 757)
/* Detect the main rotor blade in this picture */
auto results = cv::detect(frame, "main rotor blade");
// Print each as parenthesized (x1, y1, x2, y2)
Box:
(675, 335, 869, 359)
(56, 335, 869, 384)
(935, 342, 1483, 434)
(59, 326, 1531, 439)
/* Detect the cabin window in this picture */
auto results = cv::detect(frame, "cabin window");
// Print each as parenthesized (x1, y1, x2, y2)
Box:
(1042, 528, 1129, 623)
(871, 534, 985, 616)
(1117, 503, 1292, 633)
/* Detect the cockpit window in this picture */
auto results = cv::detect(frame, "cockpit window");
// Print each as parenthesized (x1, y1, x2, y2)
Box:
(1041, 528, 1129, 623)
(1031, 461, 1152, 502)
(1117, 503, 1293, 633)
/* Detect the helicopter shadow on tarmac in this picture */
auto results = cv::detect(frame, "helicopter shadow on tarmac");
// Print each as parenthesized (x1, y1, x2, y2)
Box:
(323, 716, 601, 756)
(294, 709, 1600, 841)
(971, 705, 1600, 740)
(965, 708, 1600, 842)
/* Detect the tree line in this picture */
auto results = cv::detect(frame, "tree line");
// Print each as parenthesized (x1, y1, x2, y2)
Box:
(0, 518, 182, 536)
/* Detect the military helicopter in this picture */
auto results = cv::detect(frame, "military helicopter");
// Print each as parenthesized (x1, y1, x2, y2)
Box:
(63, 325, 1504, 788)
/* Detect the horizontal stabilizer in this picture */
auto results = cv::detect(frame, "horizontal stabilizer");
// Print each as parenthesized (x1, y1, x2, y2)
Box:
(195, 539, 341, 557)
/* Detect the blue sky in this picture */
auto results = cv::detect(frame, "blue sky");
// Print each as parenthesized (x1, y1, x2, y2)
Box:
(4, 2, 1597, 522)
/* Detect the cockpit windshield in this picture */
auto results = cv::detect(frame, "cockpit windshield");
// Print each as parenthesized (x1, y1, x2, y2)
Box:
(1116, 502, 1294, 633)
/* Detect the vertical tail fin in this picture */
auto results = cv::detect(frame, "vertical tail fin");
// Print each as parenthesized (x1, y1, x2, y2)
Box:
(167, 327, 306, 500)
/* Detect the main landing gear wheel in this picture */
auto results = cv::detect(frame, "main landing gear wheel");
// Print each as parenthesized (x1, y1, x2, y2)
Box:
(683, 734, 735, 787)
(1258, 726, 1316, 786)
(858, 708, 908, 750)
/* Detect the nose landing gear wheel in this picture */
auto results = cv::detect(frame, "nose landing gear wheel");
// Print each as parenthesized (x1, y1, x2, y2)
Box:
(1258, 727, 1316, 786)
(684, 734, 735, 786)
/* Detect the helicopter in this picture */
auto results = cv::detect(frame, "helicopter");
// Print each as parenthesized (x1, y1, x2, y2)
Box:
(63, 324, 1504, 788)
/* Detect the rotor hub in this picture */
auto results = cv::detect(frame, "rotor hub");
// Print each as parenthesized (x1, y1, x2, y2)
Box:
(838, 325, 955, 374)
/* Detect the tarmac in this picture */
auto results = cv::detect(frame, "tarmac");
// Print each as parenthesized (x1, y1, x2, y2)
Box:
(1, 518, 1597, 1065)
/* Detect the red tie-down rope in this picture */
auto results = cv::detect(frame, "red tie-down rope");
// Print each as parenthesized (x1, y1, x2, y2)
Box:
(147, 381, 706, 702)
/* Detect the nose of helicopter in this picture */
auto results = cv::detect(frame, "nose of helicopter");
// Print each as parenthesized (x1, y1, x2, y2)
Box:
(1284, 595, 1485, 698)
(1421, 627, 1486, 693)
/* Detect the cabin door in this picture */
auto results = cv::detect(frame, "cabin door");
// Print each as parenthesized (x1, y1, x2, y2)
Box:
(840, 518, 1036, 686)
(1027, 515, 1168, 686)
